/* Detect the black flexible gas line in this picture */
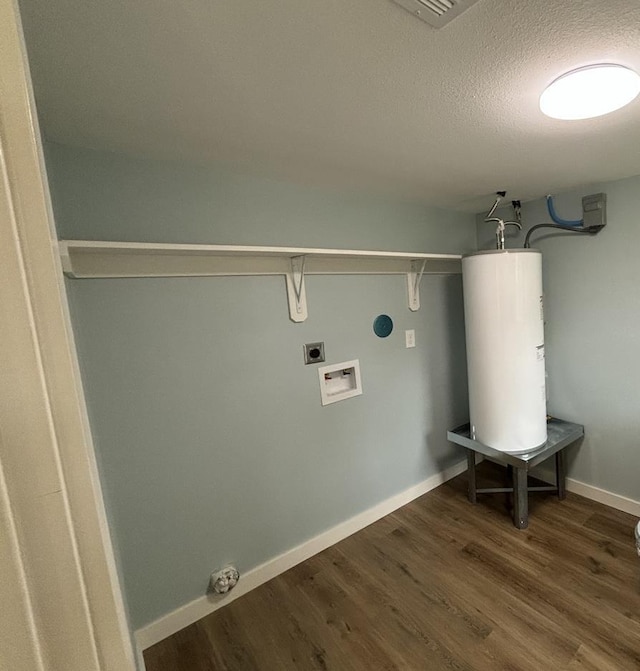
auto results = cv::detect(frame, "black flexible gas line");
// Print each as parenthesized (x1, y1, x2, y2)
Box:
(523, 223, 603, 248)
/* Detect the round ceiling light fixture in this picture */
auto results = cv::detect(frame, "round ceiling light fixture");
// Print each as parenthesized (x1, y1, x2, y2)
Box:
(540, 64, 640, 120)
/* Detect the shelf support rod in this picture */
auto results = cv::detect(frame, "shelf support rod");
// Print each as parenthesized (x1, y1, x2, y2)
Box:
(285, 255, 308, 322)
(407, 259, 427, 312)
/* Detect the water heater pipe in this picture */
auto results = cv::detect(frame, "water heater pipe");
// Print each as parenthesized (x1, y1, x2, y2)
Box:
(483, 192, 522, 249)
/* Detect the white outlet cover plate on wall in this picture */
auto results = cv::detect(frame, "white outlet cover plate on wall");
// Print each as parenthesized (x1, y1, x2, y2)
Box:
(405, 329, 416, 348)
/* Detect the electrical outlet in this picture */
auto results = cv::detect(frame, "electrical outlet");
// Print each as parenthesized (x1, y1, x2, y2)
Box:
(304, 342, 325, 364)
(405, 329, 416, 348)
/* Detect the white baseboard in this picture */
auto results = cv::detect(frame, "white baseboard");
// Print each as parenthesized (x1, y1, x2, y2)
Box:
(566, 478, 640, 517)
(531, 466, 640, 517)
(135, 456, 470, 652)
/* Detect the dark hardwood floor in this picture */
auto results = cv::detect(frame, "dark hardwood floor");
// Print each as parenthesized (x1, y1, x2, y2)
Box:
(144, 462, 640, 670)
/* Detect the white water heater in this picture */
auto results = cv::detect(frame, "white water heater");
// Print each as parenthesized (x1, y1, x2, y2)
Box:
(462, 249, 547, 454)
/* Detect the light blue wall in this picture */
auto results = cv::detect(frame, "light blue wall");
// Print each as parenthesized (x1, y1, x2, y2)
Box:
(45, 143, 476, 629)
(48, 143, 472, 251)
(477, 176, 640, 503)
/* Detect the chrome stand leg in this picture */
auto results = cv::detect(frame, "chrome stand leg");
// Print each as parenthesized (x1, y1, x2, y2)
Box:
(467, 450, 477, 504)
(556, 450, 566, 500)
(513, 468, 528, 529)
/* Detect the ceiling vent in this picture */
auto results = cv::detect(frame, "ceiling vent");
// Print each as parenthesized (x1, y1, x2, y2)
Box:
(391, 0, 482, 28)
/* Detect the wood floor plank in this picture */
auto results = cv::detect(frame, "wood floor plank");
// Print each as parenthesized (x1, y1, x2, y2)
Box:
(380, 524, 581, 666)
(584, 510, 638, 545)
(312, 545, 470, 669)
(144, 621, 218, 671)
(291, 567, 401, 670)
(144, 462, 640, 671)
(566, 640, 640, 671)
(198, 606, 262, 671)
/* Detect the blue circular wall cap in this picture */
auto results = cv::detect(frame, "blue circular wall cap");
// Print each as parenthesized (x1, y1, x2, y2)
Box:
(373, 314, 393, 338)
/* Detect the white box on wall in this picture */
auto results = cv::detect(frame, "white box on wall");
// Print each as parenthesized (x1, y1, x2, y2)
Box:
(318, 360, 362, 406)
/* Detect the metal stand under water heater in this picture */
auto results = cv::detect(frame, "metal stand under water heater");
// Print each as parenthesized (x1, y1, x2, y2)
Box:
(462, 195, 547, 454)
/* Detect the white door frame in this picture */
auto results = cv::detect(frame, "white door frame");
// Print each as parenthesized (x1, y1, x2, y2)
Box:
(0, 1, 136, 669)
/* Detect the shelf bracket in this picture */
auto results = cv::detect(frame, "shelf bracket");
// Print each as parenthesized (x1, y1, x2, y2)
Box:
(407, 259, 427, 312)
(285, 255, 308, 322)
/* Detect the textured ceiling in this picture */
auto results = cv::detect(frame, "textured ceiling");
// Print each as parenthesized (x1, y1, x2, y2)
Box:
(17, 0, 640, 211)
